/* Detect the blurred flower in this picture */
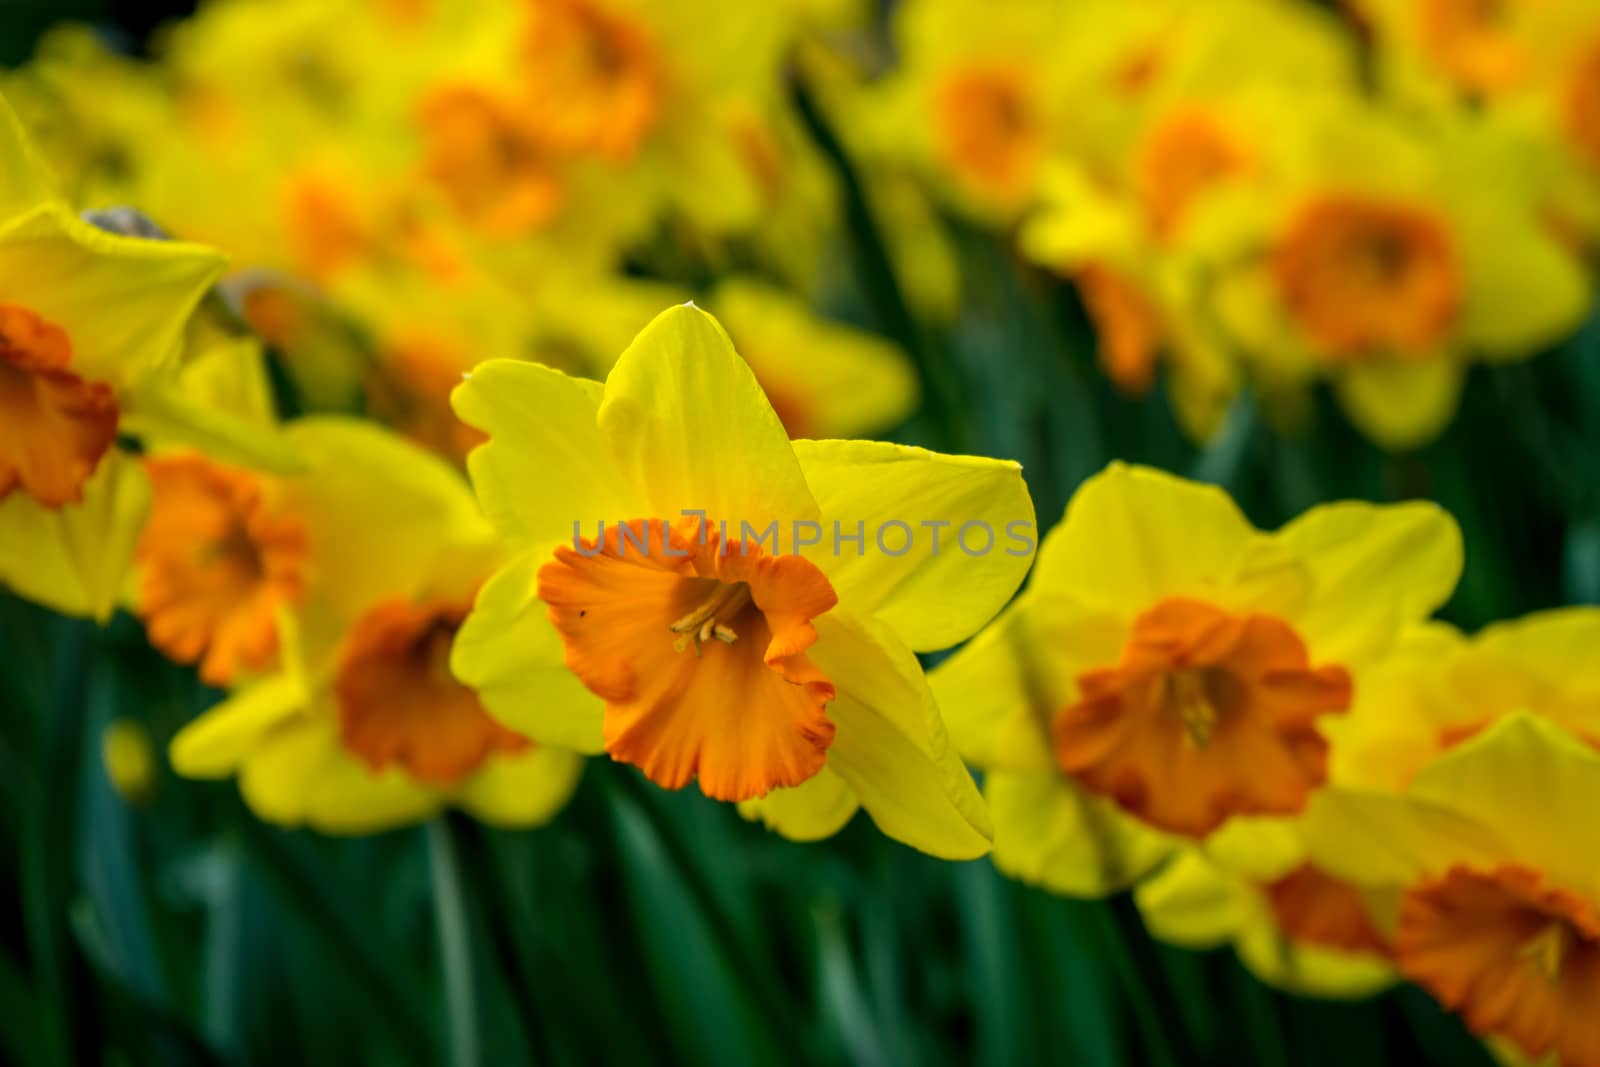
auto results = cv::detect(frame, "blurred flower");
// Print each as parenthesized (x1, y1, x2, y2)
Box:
(168, 420, 583, 832)
(0, 93, 228, 621)
(1135, 848, 1396, 999)
(1206, 96, 1592, 448)
(933, 462, 1461, 894)
(451, 304, 1034, 858)
(1301, 716, 1600, 1066)
(101, 718, 158, 806)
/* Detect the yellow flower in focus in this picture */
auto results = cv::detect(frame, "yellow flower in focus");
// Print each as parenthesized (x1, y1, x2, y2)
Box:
(1300, 716, 1600, 1067)
(932, 462, 1461, 894)
(709, 279, 918, 441)
(0, 94, 227, 622)
(1136, 848, 1396, 999)
(1206, 95, 1591, 449)
(168, 419, 583, 833)
(450, 304, 1035, 858)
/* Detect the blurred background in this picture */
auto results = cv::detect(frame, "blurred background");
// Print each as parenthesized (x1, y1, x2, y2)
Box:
(2, 0, 1599, 1064)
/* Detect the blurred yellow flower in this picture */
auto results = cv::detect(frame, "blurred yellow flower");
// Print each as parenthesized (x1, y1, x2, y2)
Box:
(451, 304, 1034, 857)
(102, 718, 158, 806)
(1301, 716, 1600, 1067)
(933, 462, 1461, 894)
(168, 420, 583, 833)
(0, 94, 227, 621)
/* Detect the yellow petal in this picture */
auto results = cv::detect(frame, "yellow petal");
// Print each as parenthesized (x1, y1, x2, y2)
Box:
(169, 675, 305, 779)
(452, 550, 606, 754)
(121, 385, 305, 474)
(453, 747, 585, 828)
(0, 203, 226, 385)
(0, 450, 149, 622)
(453, 360, 643, 551)
(1334, 359, 1465, 453)
(987, 768, 1174, 897)
(236, 717, 332, 828)
(810, 609, 992, 859)
(282, 417, 489, 674)
(1296, 787, 1503, 890)
(1275, 499, 1463, 664)
(1135, 847, 1253, 948)
(737, 766, 860, 842)
(794, 438, 1036, 651)
(1202, 816, 1307, 882)
(931, 590, 1124, 774)
(1408, 714, 1600, 901)
(1032, 462, 1258, 614)
(0, 90, 55, 214)
(1459, 206, 1591, 359)
(597, 304, 818, 531)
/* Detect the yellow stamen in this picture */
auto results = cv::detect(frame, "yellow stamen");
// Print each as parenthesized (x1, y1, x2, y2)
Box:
(670, 583, 751, 657)
(1519, 921, 1573, 984)
(1168, 669, 1217, 748)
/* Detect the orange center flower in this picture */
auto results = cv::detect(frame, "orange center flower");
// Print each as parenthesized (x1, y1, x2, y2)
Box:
(284, 171, 371, 284)
(0, 303, 119, 509)
(539, 517, 838, 801)
(1075, 263, 1165, 396)
(1563, 35, 1600, 171)
(1054, 598, 1352, 837)
(135, 455, 308, 687)
(520, 0, 663, 162)
(934, 63, 1044, 203)
(1272, 194, 1460, 360)
(336, 600, 529, 784)
(1417, 0, 1526, 94)
(419, 86, 564, 236)
(1398, 864, 1600, 1066)
(1265, 862, 1391, 955)
(1134, 109, 1252, 240)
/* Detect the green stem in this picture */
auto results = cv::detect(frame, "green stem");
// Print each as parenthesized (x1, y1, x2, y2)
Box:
(1093, 896, 1184, 1067)
(605, 766, 812, 1061)
(427, 819, 480, 1067)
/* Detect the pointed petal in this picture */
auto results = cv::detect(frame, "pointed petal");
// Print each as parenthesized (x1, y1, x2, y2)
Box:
(452, 359, 643, 550)
(597, 304, 817, 529)
(809, 609, 992, 859)
(452, 549, 606, 754)
(169, 675, 305, 779)
(793, 438, 1035, 651)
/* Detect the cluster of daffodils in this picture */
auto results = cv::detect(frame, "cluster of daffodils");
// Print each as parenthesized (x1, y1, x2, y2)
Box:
(4, 2, 1600, 1065)
(851, 0, 1600, 448)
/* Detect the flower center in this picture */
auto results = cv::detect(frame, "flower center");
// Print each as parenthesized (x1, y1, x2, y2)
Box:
(1563, 36, 1600, 171)
(538, 517, 838, 802)
(934, 63, 1044, 202)
(419, 86, 564, 236)
(135, 455, 308, 686)
(519, 0, 663, 162)
(1272, 194, 1460, 360)
(1397, 864, 1600, 1065)
(1418, 0, 1526, 94)
(336, 600, 529, 784)
(0, 303, 119, 509)
(1054, 597, 1351, 837)
(1135, 109, 1252, 240)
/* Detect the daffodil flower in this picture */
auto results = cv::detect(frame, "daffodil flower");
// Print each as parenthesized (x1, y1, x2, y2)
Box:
(169, 420, 582, 833)
(1300, 715, 1600, 1067)
(933, 462, 1462, 892)
(450, 304, 1035, 859)
(0, 94, 227, 621)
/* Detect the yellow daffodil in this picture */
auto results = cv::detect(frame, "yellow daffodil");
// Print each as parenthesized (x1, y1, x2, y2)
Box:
(1203, 93, 1592, 450)
(0, 94, 227, 621)
(168, 419, 582, 833)
(1135, 847, 1396, 999)
(450, 304, 1035, 858)
(1300, 715, 1600, 1067)
(932, 462, 1461, 894)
